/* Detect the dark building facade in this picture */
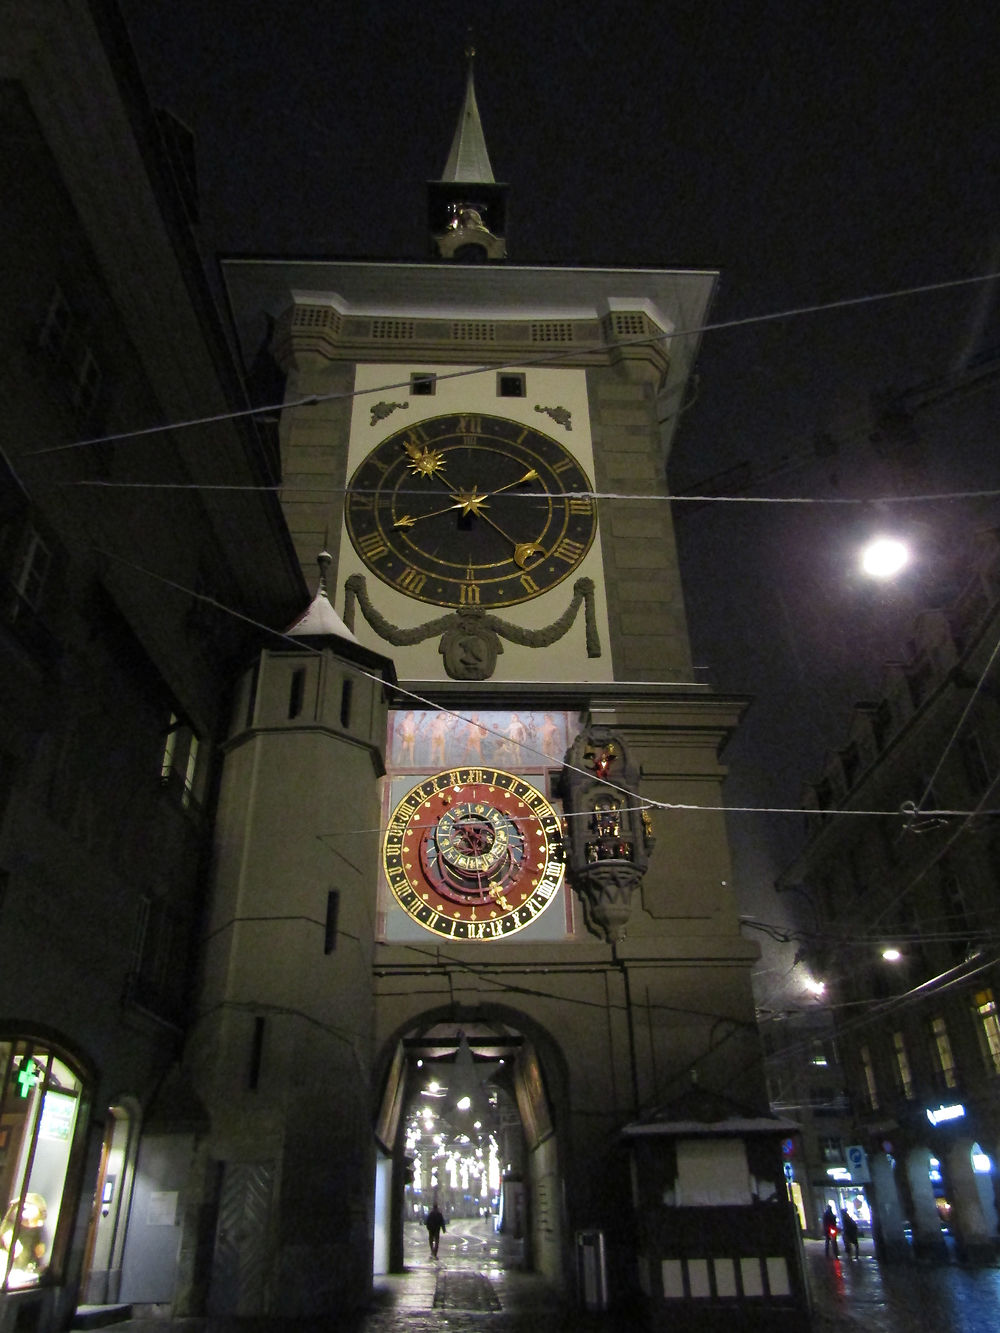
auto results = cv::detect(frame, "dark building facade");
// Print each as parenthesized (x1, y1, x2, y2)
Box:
(0, 4, 302, 1329)
(780, 526, 1000, 1263)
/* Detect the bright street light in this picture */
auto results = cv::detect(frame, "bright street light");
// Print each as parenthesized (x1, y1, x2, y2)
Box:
(860, 536, 909, 578)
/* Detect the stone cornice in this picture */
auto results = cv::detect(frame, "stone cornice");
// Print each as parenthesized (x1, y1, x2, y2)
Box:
(272, 299, 671, 378)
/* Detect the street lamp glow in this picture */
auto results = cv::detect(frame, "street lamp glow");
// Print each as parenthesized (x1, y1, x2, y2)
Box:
(861, 536, 909, 578)
(882, 947, 902, 961)
(803, 977, 826, 996)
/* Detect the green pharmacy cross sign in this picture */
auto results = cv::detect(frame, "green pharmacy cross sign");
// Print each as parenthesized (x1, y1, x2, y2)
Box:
(16, 1057, 41, 1098)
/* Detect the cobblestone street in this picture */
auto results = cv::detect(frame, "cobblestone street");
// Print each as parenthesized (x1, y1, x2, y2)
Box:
(96, 1220, 1000, 1333)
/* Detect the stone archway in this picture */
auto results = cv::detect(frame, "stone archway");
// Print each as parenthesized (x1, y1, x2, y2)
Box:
(942, 1138, 998, 1264)
(372, 1009, 569, 1288)
(903, 1145, 948, 1262)
(868, 1151, 909, 1261)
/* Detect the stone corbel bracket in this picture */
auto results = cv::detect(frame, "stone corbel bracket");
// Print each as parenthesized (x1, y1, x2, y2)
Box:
(343, 575, 601, 681)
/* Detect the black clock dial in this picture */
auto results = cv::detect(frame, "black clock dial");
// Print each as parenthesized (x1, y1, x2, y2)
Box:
(383, 767, 565, 940)
(345, 413, 597, 608)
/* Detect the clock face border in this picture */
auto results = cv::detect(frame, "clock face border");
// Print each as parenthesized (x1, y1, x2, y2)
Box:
(383, 766, 565, 941)
(344, 412, 597, 608)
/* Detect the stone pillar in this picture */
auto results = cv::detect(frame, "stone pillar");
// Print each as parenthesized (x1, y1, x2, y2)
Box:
(868, 1152, 909, 1262)
(944, 1139, 998, 1265)
(904, 1146, 948, 1262)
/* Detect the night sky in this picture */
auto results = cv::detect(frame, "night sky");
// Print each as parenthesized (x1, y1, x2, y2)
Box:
(119, 1, 1000, 1000)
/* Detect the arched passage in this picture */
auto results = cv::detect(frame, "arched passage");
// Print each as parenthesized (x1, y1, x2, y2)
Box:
(372, 1008, 570, 1290)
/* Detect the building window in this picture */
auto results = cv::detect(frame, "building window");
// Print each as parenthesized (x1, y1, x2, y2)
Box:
(37, 285, 107, 433)
(160, 713, 204, 810)
(820, 1136, 843, 1163)
(37, 286, 73, 364)
(0, 1040, 84, 1290)
(940, 870, 973, 964)
(860, 1044, 879, 1111)
(960, 731, 995, 795)
(892, 1031, 914, 1099)
(497, 372, 526, 398)
(974, 989, 1000, 1075)
(929, 1016, 958, 1090)
(410, 373, 436, 396)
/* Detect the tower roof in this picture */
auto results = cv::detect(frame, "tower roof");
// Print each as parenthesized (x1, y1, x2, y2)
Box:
(440, 49, 495, 184)
(286, 551, 358, 642)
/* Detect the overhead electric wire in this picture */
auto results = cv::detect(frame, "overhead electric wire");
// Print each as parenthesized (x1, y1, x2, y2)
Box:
(92, 546, 996, 829)
(23, 267, 1000, 459)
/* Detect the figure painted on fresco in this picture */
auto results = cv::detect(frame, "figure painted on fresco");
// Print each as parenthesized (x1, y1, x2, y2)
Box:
(428, 710, 451, 767)
(540, 714, 561, 760)
(463, 715, 487, 762)
(397, 711, 418, 766)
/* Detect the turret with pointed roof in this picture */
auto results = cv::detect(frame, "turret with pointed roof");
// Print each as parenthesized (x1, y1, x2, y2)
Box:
(428, 47, 507, 261)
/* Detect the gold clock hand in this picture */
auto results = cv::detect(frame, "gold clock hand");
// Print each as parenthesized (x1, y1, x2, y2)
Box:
(393, 497, 466, 528)
(472, 508, 547, 568)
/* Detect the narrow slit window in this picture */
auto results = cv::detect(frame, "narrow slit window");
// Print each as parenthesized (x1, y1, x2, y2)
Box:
(288, 667, 306, 719)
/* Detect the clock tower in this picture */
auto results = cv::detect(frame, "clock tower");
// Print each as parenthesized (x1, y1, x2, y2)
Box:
(199, 55, 766, 1318)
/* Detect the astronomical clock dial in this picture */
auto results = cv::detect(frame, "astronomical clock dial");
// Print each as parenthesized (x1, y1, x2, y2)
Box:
(345, 413, 597, 608)
(383, 767, 565, 940)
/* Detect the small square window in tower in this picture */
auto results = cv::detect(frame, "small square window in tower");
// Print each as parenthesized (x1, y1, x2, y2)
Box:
(497, 372, 525, 398)
(410, 373, 436, 396)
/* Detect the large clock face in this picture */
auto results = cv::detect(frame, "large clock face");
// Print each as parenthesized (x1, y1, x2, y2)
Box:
(383, 767, 565, 940)
(345, 413, 597, 608)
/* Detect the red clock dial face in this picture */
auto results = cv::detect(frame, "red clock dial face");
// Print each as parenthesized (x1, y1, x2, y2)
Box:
(383, 768, 565, 940)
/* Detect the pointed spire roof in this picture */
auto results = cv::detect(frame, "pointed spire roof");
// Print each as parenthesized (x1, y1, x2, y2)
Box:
(441, 46, 495, 184)
(286, 551, 358, 642)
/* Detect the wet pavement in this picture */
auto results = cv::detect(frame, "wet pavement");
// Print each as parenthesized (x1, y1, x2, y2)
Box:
(89, 1219, 1000, 1332)
(804, 1235, 1000, 1331)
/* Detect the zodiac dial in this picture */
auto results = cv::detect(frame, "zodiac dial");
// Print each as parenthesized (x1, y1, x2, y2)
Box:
(383, 767, 565, 939)
(345, 413, 597, 608)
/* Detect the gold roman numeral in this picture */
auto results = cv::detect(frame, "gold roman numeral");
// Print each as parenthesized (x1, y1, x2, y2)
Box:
(397, 567, 427, 594)
(358, 532, 388, 561)
(553, 537, 585, 565)
(519, 573, 539, 595)
(569, 497, 593, 515)
(460, 582, 481, 605)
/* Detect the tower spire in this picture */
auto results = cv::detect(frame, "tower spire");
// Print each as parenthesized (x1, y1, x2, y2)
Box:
(428, 45, 507, 262)
(440, 44, 495, 185)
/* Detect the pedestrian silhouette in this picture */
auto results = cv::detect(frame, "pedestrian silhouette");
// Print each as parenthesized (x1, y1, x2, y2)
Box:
(425, 1203, 446, 1258)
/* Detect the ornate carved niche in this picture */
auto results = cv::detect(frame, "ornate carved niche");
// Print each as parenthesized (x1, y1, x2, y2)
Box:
(560, 726, 655, 942)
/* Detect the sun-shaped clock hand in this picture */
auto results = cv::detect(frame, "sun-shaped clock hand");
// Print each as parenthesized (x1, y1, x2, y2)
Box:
(402, 439, 447, 479)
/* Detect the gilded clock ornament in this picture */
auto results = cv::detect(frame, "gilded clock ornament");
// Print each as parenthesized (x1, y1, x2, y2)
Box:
(345, 413, 597, 608)
(383, 767, 565, 939)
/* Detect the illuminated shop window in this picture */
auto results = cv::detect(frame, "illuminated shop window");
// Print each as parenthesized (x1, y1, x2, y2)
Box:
(973, 989, 1000, 1074)
(0, 1041, 83, 1291)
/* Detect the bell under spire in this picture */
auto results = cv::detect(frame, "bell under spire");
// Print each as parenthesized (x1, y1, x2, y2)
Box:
(428, 46, 507, 262)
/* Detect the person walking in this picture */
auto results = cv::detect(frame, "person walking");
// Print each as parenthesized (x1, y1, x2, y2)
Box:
(822, 1204, 840, 1257)
(425, 1203, 446, 1259)
(842, 1211, 859, 1258)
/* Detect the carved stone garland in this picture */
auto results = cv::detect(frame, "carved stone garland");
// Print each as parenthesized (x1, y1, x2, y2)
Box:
(343, 574, 601, 681)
